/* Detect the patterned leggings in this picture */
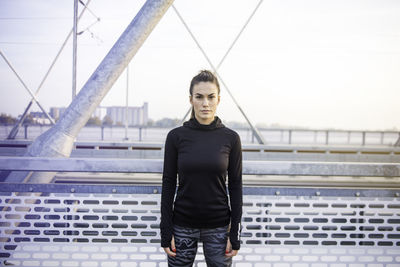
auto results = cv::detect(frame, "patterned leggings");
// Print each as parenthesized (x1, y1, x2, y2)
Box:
(167, 224, 232, 267)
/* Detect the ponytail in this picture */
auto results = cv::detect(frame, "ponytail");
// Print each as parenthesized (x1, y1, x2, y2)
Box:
(190, 106, 195, 119)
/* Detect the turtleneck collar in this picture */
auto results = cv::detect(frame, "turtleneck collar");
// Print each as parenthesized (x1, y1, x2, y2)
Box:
(183, 116, 225, 131)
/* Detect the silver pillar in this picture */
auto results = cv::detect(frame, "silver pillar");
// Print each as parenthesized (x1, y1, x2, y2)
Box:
(4, 0, 174, 183)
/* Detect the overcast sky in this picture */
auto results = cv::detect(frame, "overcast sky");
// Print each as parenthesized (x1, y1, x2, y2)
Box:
(0, 0, 399, 130)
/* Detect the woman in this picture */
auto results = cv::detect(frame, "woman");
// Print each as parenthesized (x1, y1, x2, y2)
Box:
(160, 70, 243, 266)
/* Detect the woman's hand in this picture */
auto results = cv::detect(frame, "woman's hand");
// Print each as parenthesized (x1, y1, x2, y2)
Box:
(225, 237, 238, 257)
(163, 235, 176, 257)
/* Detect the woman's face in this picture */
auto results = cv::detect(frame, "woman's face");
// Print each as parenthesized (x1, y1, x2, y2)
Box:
(190, 81, 220, 125)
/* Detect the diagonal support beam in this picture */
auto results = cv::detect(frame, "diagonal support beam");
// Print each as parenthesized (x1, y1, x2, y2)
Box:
(215, 0, 264, 71)
(180, 0, 263, 127)
(173, 2, 266, 144)
(0, 51, 55, 125)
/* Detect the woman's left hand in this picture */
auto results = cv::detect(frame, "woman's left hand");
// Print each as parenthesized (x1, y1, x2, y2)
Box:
(225, 237, 238, 257)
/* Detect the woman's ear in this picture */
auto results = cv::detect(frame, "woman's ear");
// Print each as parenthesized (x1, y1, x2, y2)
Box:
(217, 95, 221, 105)
(189, 95, 193, 105)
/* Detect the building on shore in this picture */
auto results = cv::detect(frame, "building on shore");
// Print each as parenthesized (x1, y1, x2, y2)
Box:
(106, 102, 148, 126)
(49, 102, 148, 126)
(28, 112, 52, 124)
(49, 107, 67, 121)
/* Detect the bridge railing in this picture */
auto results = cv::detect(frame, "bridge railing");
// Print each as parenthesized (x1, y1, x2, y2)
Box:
(1, 124, 399, 146)
(1, 157, 400, 266)
(2, 140, 400, 163)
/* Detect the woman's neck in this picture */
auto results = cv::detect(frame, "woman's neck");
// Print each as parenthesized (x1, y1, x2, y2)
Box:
(194, 114, 215, 125)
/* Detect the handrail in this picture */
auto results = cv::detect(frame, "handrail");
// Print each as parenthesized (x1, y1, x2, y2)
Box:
(2, 140, 400, 154)
(0, 182, 399, 197)
(0, 156, 399, 177)
(1, 125, 399, 146)
(2, 124, 399, 134)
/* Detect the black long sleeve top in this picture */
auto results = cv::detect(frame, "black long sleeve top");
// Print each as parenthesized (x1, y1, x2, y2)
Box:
(160, 116, 243, 250)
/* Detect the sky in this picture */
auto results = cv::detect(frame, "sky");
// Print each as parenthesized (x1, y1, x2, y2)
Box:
(0, 0, 399, 130)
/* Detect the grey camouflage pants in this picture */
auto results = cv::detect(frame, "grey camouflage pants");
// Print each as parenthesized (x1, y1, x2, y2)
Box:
(168, 224, 232, 267)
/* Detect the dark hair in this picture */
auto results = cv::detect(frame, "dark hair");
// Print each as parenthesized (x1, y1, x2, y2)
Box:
(189, 70, 220, 119)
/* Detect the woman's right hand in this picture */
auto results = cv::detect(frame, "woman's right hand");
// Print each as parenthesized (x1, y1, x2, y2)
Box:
(163, 235, 176, 257)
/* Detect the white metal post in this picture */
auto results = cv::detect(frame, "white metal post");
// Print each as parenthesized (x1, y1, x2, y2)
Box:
(72, 0, 78, 100)
(125, 64, 129, 140)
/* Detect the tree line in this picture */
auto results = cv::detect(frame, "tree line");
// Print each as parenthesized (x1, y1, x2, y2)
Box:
(0, 113, 182, 127)
(0, 113, 36, 125)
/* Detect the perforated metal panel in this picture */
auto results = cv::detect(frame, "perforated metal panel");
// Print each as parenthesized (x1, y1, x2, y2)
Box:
(1, 185, 399, 266)
(242, 195, 400, 247)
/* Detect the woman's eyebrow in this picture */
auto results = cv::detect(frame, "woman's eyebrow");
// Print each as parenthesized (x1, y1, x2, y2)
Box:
(194, 93, 216, 96)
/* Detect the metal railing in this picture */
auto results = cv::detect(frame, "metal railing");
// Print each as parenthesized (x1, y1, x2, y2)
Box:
(2, 125, 399, 146)
(0, 157, 400, 177)
(2, 140, 400, 164)
(1, 157, 400, 266)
